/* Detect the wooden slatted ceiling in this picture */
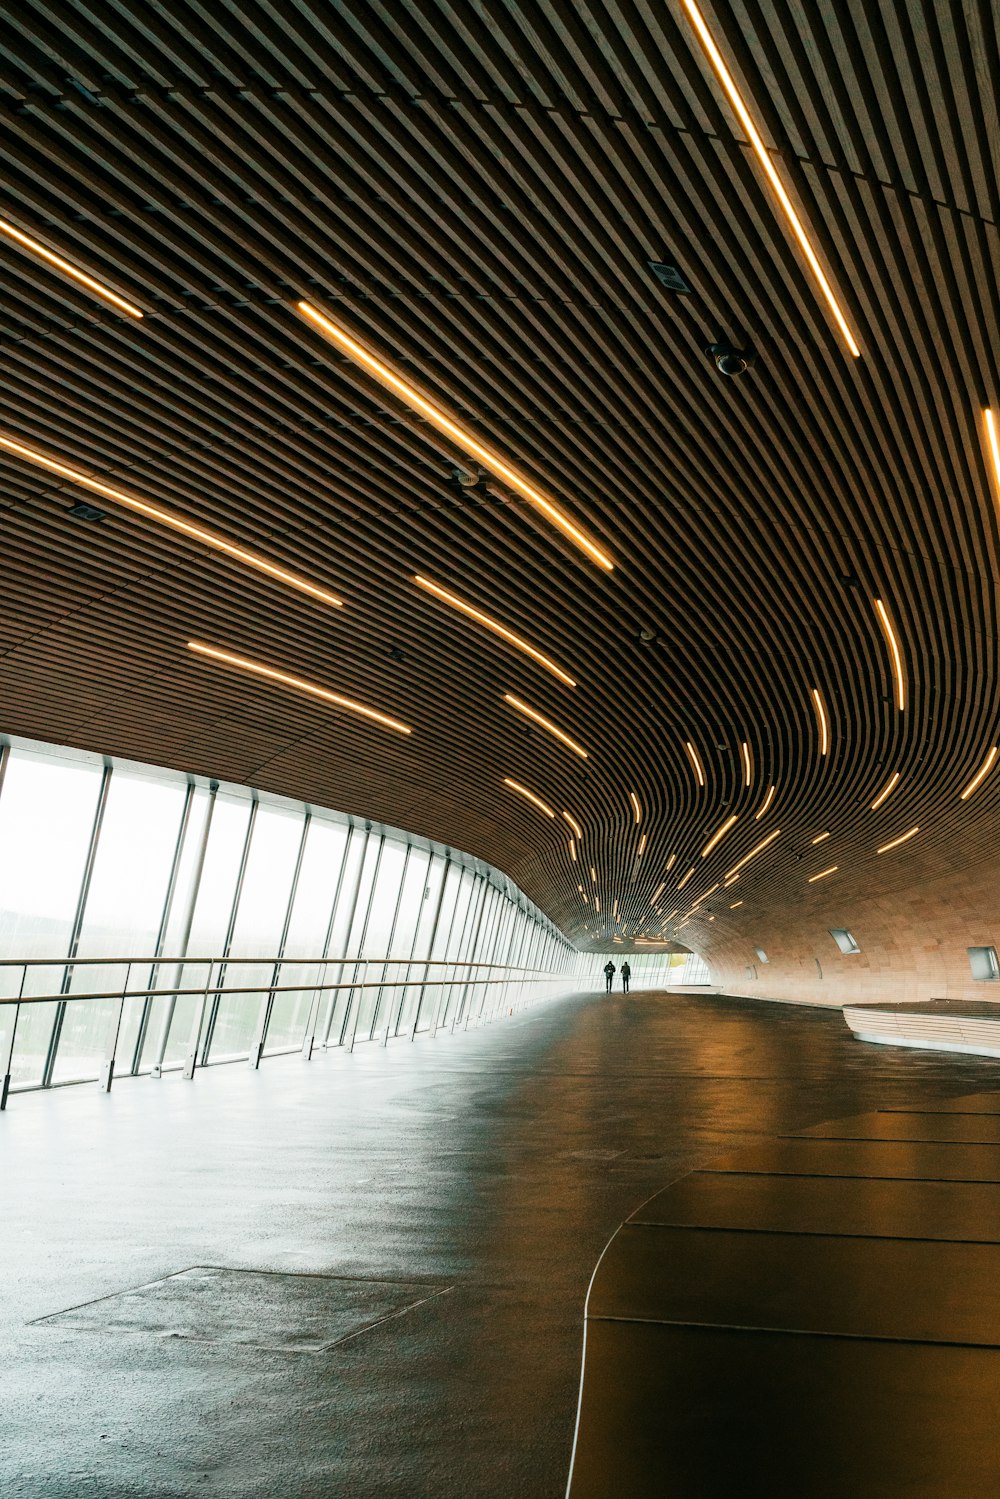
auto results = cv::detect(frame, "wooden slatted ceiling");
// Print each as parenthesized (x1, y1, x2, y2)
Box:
(0, 1, 997, 955)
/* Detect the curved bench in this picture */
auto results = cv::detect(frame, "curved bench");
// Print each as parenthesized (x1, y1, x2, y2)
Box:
(567, 1089, 1000, 1498)
(845, 1000, 1000, 1059)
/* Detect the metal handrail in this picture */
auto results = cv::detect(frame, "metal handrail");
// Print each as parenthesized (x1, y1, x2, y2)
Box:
(0, 965, 567, 1007)
(0, 954, 592, 1110)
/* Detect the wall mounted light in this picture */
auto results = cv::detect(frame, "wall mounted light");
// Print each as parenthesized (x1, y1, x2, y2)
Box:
(960, 746, 998, 801)
(187, 643, 409, 733)
(298, 301, 614, 571)
(414, 576, 575, 685)
(503, 693, 588, 757)
(724, 827, 781, 879)
(701, 814, 737, 858)
(1, 434, 344, 608)
(755, 784, 776, 820)
(563, 810, 583, 840)
(685, 741, 706, 786)
(877, 826, 919, 854)
(871, 771, 900, 810)
(874, 599, 906, 711)
(503, 777, 556, 818)
(811, 688, 830, 755)
(679, 2, 861, 358)
(0, 216, 144, 318)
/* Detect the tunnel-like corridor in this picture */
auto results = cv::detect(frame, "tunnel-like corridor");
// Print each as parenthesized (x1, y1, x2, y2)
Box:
(3, 989, 996, 1498)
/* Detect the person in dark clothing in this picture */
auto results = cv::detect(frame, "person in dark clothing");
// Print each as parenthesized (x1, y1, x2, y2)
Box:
(604, 960, 615, 994)
(621, 961, 631, 994)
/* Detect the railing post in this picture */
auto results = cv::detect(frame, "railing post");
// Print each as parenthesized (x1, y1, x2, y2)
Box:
(184, 962, 215, 1081)
(0, 966, 26, 1111)
(99, 961, 131, 1093)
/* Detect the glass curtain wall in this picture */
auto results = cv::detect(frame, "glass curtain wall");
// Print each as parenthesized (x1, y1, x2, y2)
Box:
(0, 737, 598, 1094)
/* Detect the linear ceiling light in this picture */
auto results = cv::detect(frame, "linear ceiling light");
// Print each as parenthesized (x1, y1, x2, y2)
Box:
(666, 853, 677, 871)
(701, 813, 737, 858)
(730, 900, 743, 909)
(810, 831, 830, 845)
(877, 826, 919, 854)
(755, 784, 776, 820)
(594, 896, 601, 913)
(1, 434, 344, 607)
(637, 833, 647, 857)
(692, 882, 720, 910)
(871, 771, 900, 811)
(562, 810, 583, 840)
(187, 643, 410, 733)
(503, 693, 588, 757)
(685, 741, 706, 786)
(812, 688, 830, 755)
(679, 3, 860, 358)
(740, 740, 753, 786)
(651, 881, 666, 903)
(808, 865, 838, 883)
(568, 838, 577, 862)
(590, 866, 597, 882)
(413, 575, 575, 686)
(723, 874, 739, 887)
(297, 301, 613, 571)
(724, 827, 781, 879)
(629, 790, 642, 824)
(960, 746, 999, 801)
(983, 409, 1000, 505)
(503, 777, 555, 818)
(0, 216, 144, 318)
(874, 599, 906, 711)
(677, 867, 695, 889)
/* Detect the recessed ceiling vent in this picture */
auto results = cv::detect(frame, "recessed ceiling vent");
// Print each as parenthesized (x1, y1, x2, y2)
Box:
(830, 929, 861, 955)
(648, 260, 691, 294)
(968, 946, 1000, 981)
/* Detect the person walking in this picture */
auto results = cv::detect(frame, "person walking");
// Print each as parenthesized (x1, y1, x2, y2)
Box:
(603, 960, 616, 994)
(621, 960, 631, 994)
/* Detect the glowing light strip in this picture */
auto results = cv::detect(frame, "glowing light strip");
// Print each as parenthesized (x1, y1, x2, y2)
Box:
(723, 875, 738, 887)
(594, 896, 600, 913)
(503, 693, 587, 757)
(983, 409, 1000, 505)
(503, 777, 555, 818)
(651, 881, 666, 903)
(808, 865, 838, 883)
(666, 853, 677, 871)
(685, 741, 705, 786)
(692, 882, 720, 910)
(298, 302, 614, 571)
(187, 643, 410, 733)
(590, 866, 597, 883)
(679, 2, 860, 358)
(724, 827, 781, 879)
(810, 831, 830, 845)
(414, 576, 575, 686)
(568, 839, 577, 862)
(0, 216, 144, 318)
(961, 746, 999, 801)
(629, 790, 642, 824)
(874, 599, 906, 711)
(871, 771, 900, 811)
(701, 814, 737, 858)
(812, 688, 829, 755)
(677, 867, 695, 890)
(740, 740, 752, 786)
(755, 784, 775, 820)
(1, 434, 344, 608)
(877, 826, 919, 854)
(730, 899, 743, 908)
(562, 810, 583, 840)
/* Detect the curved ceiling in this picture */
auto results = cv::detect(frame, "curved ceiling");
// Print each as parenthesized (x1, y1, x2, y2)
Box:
(0, 2, 998, 963)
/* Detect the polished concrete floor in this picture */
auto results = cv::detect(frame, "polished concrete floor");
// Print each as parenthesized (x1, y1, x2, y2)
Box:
(3, 989, 999, 1499)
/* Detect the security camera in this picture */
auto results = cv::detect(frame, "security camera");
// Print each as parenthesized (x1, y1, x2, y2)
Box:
(705, 340, 756, 376)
